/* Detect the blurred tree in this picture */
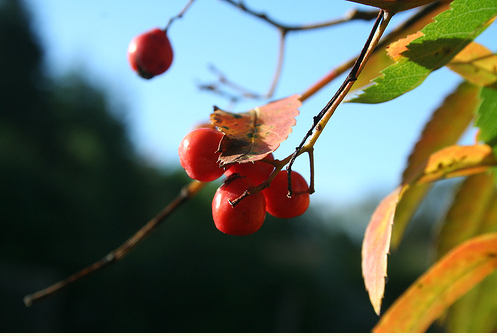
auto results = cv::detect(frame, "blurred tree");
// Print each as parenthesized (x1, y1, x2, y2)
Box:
(0, 0, 443, 332)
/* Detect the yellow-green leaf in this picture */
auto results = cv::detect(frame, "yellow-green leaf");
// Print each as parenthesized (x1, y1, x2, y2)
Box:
(351, 0, 497, 104)
(447, 42, 497, 87)
(435, 171, 497, 332)
(392, 81, 479, 248)
(373, 233, 497, 333)
(436, 172, 495, 259)
(349, 2, 452, 96)
(412, 145, 497, 184)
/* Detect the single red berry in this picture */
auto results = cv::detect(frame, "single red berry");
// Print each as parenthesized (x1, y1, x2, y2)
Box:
(224, 153, 275, 185)
(263, 170, 310, 219)
(212, 177, 266, 236)
(127, 28, 173, 79)
(179, 128, 225, 182)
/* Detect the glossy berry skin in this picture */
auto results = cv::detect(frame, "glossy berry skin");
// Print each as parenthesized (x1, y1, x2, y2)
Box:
(179, 128, 224, 182)
(128, 28, 173, 79)
(212, 177, 266, 236)
(224, 153, 275, 185)
(263, 170, 310, 219)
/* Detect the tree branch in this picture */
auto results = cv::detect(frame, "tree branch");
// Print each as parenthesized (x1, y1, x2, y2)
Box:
(24, 180, 207, 307)
(201, 1, 379, 102)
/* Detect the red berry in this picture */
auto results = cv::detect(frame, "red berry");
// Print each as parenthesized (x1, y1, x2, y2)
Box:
(179, 128, 225, 182)
(128, 28, 173, 79)
(212, 177, 266, 236)
(224, 153, 275, 185)
(263, 170, 310, 219)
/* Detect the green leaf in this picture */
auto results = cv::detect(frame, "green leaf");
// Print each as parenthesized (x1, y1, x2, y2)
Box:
(350, 0, 497, 104)
(475, 85, 497, 159)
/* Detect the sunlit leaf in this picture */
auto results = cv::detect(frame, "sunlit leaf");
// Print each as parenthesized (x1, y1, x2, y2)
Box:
(363, 144, 497, 315)
(373, 233, 497, 333)
(346, 0, 438, 12)
(446, 271, 497, 332)
(435, 172, 497, 332)
(386, 31, 424, 61)
(362, 186, 402, 315)
(350, 0, 497, 104)
(392, 82, 480, 248)
(349, 2, 452, 97)
(413, 144, 497, 184)
(210, 94, 301, 165)
(436, 172, 495, 259)
(447, 42, 497, 87)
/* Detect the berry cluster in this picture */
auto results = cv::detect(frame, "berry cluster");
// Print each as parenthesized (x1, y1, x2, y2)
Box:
(179, 128, 310, 236)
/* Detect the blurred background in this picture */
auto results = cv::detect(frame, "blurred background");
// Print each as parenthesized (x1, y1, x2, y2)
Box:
(0, 0, 482, 332)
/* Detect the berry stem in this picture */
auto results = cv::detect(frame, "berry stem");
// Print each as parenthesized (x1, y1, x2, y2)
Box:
(164, 0, 196, 32)
(23, 180, 206, 307)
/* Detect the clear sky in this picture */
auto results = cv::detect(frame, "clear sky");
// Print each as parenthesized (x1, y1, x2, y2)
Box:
(23, 0, 497, 206)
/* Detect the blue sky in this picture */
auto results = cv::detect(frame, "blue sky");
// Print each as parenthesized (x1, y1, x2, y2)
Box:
(24, 0, 497, 207)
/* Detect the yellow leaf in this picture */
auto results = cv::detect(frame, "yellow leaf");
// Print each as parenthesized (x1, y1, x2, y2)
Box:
(412, 144, 497, 184)
(373, 233, 497, 333)
(362, 187, 402, 315)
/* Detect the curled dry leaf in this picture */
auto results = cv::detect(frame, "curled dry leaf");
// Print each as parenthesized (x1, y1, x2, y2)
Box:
(210, 94, 301, 165)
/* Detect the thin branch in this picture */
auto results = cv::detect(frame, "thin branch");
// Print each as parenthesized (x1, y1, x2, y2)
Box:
(201, 1, 379, 102)
(287, 10, 393, 195)
(223, 0, 379, 32)
(24, 180, 207, 307)
(299, 0, 447, 103)
(164, 0, 196, 32)
(266, 29, 286, 98)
